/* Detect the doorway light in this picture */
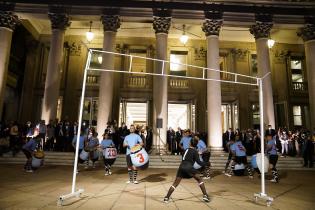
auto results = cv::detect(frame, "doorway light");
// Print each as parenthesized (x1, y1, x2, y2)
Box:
(86, 21, 94, 42)
(267, 39, 275, 48)
(179, 24, 189, 45)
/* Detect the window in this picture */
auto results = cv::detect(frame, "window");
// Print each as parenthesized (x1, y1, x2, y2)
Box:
(293, 106, 302, 126)
(251, 54, 258, 76)
(290, 58, 303, 82)
(170, 51, 187, 76)
(252, 104, 260, 126)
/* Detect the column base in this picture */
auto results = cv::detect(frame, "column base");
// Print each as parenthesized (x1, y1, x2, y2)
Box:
(210, 147, 224, 152)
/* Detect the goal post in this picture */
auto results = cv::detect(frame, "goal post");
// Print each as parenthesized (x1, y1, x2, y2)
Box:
(59, 48, 273, 206)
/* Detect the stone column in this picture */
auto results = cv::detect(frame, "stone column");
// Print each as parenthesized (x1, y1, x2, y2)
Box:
(298, 18, 315, 129)
(0, 6, 19, 119)
(152, 9, 171, 152)
(96, 13, 120, 136)
(250, 15, 275, 129)
(202, 14, 223, 149)
(41, 10, 70, 124)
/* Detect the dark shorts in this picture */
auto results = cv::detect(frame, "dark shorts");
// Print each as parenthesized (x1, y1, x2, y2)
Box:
(176, 161, 197, 179)
(269, 154, 278, 166)
(22, 149, 32, 159)
(103, 156, 116, 166)
(235, 156, 248, 165)
(201, 151, 211, 163)
(126, 154, 133, 168)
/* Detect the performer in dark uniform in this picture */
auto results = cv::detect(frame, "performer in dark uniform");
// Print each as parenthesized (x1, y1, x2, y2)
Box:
(164, 139, 210, 203)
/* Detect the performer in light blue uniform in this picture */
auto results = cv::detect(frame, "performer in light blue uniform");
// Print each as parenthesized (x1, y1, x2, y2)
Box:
(123, 125, 143, 184)
(195, 134, 211, 179)
(266, 134, 279, 183)
(230, 137, 253, 178)
(100, 133, 115, 176)
(179, 130, 192, 154)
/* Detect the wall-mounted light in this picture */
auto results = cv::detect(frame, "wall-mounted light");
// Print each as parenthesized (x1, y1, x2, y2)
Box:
(179, 24, 189, 45)
(86, 21, 94, 42)
(267, 39, 275, 49)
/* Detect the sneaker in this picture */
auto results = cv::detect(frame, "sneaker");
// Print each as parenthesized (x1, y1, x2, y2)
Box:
(105, 172, 109, 176)
(224, 173, 232, 177)
(84, 165, 89, 169)
(25, 169, 33, 173)
(126, 180, 133, 184)
(108, 171, 112, 175)
(203, 195, 210, 202)
(133, 180, 139, 184)
(249, 175, 254, 179)
(270, 179, 278, 183)
(163, 197, 169, 203)
(92, 163, 96, 169)
(203, 176, 211, 180)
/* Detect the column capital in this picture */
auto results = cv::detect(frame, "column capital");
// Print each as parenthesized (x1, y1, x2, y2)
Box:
(101, 14, 121, 32)
(48, 12, 71, 30)
(0, 3, 19, 31)
(152, 16, 171, 34)
(249, 14, 273, 39)
(152, 8, 172, 34)
(202, 19, 223, 37)
(297, 17, 315, 42)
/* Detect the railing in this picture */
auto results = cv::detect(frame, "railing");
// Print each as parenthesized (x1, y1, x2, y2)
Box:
(292, 82, 308, 92)
(169, 78, 190, 88)
(126, 75, 150, 88)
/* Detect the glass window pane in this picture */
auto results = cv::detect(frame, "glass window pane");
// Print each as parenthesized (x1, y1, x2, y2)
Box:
(293, 116, 302, 126)
(291, 60, 302, 70)
(170, 52, 187, 76)
(293, 106, 301, 115)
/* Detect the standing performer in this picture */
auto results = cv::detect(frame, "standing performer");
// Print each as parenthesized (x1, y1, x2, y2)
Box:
(230, 137, 253, 178)
(179, 130, 192, 155)
(164, 139, 210, 203)
(123, 125, 143, 184)
(224, 137, 235, 177)
(22, 129, 40, 172)
(100, 133, 115, 176)
(195, 134, 211, 179)
(85, 128, 99, 168)
(266, 134, 279, 183)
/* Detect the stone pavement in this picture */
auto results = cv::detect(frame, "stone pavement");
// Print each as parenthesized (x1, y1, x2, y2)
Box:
(0, 164, 314, 210)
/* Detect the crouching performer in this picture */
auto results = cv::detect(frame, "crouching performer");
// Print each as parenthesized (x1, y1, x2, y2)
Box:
(164, 139, 210, 203)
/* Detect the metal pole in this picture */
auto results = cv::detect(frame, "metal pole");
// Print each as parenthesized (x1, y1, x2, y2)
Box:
(259, 78, 266, 195)
(71, 50, 92, 193)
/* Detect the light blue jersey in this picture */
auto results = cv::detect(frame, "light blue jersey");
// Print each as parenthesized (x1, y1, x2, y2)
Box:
(180, 136, 192, 150)
(197, 139, 207, 153)
(267, 138, 277, 155)
(72, 135, 85, 150)
(231, 141, 246, 157)
(87, 137, 99, 148)
(101, 139, 114, 149)
(124, 133, 143, 155)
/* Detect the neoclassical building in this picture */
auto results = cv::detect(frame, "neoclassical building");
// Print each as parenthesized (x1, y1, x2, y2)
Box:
(0, 0, 314, 149)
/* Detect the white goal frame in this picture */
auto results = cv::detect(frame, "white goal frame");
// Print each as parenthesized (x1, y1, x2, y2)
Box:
(58, 48, 273, 206)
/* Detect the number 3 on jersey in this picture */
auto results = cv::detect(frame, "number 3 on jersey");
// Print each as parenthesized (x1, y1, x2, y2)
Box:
(136, 153, 145, 163)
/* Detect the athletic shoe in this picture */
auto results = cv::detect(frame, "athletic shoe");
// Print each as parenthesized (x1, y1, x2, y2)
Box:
(133, 180, 139, 184)
(203, 195, 210, 202)
(92, 163, 96, 169)
(126, 180, 132, 184)
(203, 176, 211, 180)
(163, 197, 169, 203)
(25, 169, 33, 173)
(270, 179, 278, 183)
(249, 175, 254, 179)
(224, 173, 232, 177)
(108, 171, 112, 175)
(105, 172, 109, 176)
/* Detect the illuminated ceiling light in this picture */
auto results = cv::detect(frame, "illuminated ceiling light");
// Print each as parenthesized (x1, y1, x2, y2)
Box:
(267, 39, 275, 48)
(97, 55, 102, 64)
(179, 24, 189, 45)
(86, 21, 94, 42)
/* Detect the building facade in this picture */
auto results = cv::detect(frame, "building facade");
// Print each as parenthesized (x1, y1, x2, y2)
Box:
(0, 0, 315, 149)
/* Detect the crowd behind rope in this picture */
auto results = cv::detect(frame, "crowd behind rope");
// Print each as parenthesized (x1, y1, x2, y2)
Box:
(0, 120, 314, 168)
(0, 120, 153, 156)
